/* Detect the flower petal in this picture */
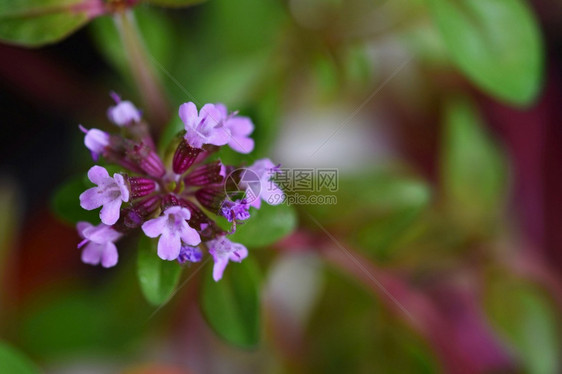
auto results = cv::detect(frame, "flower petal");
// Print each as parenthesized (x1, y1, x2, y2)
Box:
(158, 232, 181, 261)
(227, 116, 254, 136)
(81, 242, 102, 265)
(180, 225, 201, 246)
(87, 165, 110, 185)
(179, 102, 198, 129)
(100, 242, 119, 268)
(79, 187, 105, 210)
(76, 221, 93, 238)
(141, 215, 168, 238)
(228, 136, 254, 154)
(99, 198, 122, 225)
(229, 243, 248, 263)
(212, 257, 229, 282)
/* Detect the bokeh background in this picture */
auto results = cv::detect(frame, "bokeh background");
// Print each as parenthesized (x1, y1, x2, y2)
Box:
(1, 0, 561, 373)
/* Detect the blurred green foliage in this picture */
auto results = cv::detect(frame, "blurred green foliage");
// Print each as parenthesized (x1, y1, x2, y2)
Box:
(0, 341, 39, 374)
(200, 256, 261, 348)
(426, 0, 544, 105)
(137, 235, 183, 306)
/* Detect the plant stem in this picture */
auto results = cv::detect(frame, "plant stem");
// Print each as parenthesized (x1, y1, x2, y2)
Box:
(114, 10, 170, 134)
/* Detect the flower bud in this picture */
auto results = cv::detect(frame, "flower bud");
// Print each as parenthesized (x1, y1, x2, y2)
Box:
(173, 139, 202, 174)
(184, 161, 225, 186)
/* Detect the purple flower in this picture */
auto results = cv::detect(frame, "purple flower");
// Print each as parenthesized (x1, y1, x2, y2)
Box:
(80, 166, 130, 225)
(207, 236, 248, 281)
(241, 158, 284, 209)
(79, 125, 110, 161)
(177, 245, 203, 264)
(220, 199, 251, 222)
(141, 206, 201, 261)
(107, 93, 141, 126)
(77, 222, 121, 268)
(179, 102, 230, 148)
(216, 104, 255, 154)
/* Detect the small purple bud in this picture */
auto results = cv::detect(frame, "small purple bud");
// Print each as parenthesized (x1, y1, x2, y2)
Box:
(173, 139, 202, 175)
(184, 161, 224, 186)
(177, 245, 203, 264)
(107, 93, 141, 126)
(220, 199, 251, 222)
(80, 125, 110, 161)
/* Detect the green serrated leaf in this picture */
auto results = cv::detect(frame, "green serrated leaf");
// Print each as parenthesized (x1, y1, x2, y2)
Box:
(426, 0, 544, 105)
(137, 235, 182, 306)
(228, 203, 297, 249)
(200, 256, 260, 348)
(441, 96, 507, 231)
(0, 0, 98, 47)
(51, 175, 99, 225)
(0, 341, 39, 374)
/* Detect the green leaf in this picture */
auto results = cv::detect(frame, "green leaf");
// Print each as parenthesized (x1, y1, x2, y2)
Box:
(228, 203, 298, 249)
(426, 0, 544, 105)
(486, 279, 560, 374)
(0, 341, 39, 374)
(0, 0, 98, 47)
(143, 0, 206, 8)
(441, 96, 507, 231)
(305, 171, 431, 227)
(51, 174, 99, 225)
(137, 235, 182, 306)
(200, 256, 261, 348)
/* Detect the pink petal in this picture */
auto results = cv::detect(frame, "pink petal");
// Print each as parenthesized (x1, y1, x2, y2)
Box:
(261, 183, 284, 205)
(180, 226, 201, 246)
(99, 198, 122, 225)
(81, 243, 103, 265)
(100, 242, 118, 268)
(113, 173, 130, 202)
(88, 165, 110, 185)
(79, 187, 105, 210)
(158, 232, 181, 261)
(229, 244, 248, 263)
(76, 221, 93, 238)
(229, 136, 254, 154)
(141, 216, 168, 238)
(207, 126, 230, 146)
(179, 102, 198, 129)
(212, 257, 229, 281)
(227, 116, 254, 136)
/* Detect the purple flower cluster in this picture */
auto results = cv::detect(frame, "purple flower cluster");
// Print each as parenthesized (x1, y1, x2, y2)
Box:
(76, 94, 282, 281)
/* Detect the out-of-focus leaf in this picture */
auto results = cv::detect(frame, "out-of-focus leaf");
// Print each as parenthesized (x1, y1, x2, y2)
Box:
(143, 0, 206, 8)
(0, 341, 39, 374)
(20, 291, 138, 358)
(89, 6, 175, 83)
(0, 0, 99, 47)
(200, 256, 260, 348)
(486, 279, 560, 374)
(228, 203, 297, 249)
(305, 171, 431, 227)
(441, 97, 507, 232)
(426, 0, 544, 105)
(137, 235, 182, 306)
(51, 175, 99, 225)
(306, 268, 438, 373)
